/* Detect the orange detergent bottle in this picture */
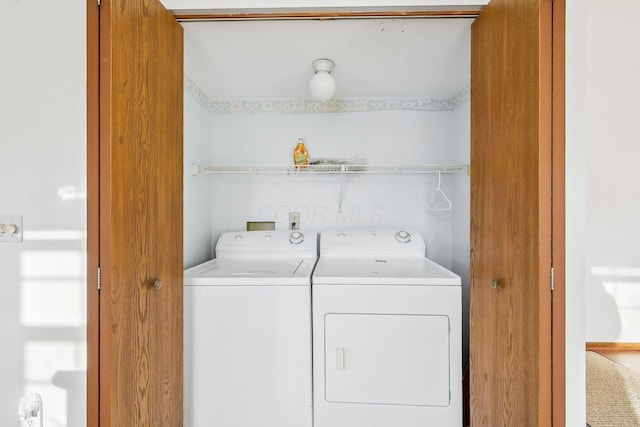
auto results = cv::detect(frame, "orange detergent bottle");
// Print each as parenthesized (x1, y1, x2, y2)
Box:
(293, 138, 309, 169)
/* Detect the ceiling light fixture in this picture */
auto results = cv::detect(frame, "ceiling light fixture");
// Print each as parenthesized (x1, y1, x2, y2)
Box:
(309, 59, 336, 101)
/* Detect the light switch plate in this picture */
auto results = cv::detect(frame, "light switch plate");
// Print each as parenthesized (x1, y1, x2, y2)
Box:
(289, 212, 300, 230)
(0, 214, 23, 242)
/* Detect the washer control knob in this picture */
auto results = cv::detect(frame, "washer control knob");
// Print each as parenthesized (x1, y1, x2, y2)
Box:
(289, 231, 304, 244)
(234, 234, 243, 240)
(337, 232, 346, 239)
(0, 224, 18, 234)
(370, 232, 376, 239)
(395, 230, 411, 243)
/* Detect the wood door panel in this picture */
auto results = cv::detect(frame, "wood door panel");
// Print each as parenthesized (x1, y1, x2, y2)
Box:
(99, 0, 183, 425)
(470, 0, 552, 425)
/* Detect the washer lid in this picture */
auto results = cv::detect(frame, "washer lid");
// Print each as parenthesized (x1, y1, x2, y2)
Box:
(312, 256, 461, 286)
(184, 257, 316, 286)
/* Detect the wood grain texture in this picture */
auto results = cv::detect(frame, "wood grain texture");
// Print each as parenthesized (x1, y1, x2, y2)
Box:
(173, 9, 482, 21)
(470, 0, 553, 425)
(587, 342, 640, 351)
(87, 0, 100, 425)
(99, 0, 183, 425)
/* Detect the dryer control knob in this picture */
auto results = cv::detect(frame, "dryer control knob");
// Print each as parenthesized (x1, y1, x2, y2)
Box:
(395, 230, 411, 243)
(337, 232, 346, 239)
(289, 231, 304, 244)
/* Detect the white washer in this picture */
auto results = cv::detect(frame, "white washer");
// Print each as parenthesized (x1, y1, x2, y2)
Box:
(312, 229, 462, 427)
(184, 230, 316, 427)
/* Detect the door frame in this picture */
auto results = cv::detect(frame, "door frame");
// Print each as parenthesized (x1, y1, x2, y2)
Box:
(86, 1, 100, 425)
(551, 0, 566, 424)
(86, 3, 566, 426)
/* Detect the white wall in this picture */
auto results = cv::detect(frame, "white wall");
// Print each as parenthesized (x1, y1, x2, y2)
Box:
(184, 91, 214, 268)
(561, 1, 640, 424)
(565, 0, 587, 424)
(584, 0, 640, 343)
(0, 2, 86, 427)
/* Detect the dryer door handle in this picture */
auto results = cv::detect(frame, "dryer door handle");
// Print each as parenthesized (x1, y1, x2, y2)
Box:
(336, 347, 351, 371)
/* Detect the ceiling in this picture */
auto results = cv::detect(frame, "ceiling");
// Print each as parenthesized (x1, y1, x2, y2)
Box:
(182, 18, 473, 101)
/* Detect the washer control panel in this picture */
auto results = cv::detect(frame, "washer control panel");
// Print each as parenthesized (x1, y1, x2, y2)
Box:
(320, 229, 425, 257)
(216, 230, 317, 258)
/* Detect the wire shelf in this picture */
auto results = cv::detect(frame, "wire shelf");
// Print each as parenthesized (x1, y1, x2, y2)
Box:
(192, 164, 470, 176)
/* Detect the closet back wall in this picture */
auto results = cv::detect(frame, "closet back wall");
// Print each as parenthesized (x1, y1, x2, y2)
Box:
(205, 109, 459, 268)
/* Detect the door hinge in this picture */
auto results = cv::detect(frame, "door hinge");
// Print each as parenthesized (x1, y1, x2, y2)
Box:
(550, 266, 555, 291)
(97, 266, 101, 290)
(97, 0, 101, 6)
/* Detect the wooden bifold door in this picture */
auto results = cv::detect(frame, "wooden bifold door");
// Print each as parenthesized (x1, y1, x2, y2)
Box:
(470, 0, 556, 426)
(88, 0, 184, 425)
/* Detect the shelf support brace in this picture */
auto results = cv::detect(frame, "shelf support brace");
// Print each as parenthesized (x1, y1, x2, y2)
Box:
(337, 167, 348, 213)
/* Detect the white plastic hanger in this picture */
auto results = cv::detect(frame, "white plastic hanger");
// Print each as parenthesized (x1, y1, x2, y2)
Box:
(428, 170, 452, 211)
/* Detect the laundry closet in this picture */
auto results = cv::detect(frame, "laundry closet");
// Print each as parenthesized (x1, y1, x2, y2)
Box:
(181, 16, 472, 425)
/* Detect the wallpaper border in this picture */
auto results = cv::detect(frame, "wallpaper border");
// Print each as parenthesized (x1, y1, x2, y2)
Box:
(184, 75, 470, 114)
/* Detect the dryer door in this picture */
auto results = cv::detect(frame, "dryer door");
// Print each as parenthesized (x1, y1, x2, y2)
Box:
(324, 313, 450, 407)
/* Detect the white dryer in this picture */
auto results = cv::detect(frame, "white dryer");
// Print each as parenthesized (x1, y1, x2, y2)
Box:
(312, 229, 462, 427)
(184, 230, 316, 427)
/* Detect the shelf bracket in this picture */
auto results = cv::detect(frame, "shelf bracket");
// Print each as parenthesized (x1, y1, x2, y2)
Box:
(338, 172, 346, 213)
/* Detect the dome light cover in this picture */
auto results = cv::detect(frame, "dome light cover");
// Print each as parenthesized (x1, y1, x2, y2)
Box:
(309, 58, 336, 101)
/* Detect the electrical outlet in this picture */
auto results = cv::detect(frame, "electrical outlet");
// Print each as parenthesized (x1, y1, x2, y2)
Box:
(0, 215, 22, 242)
(289, 212, 300, 230)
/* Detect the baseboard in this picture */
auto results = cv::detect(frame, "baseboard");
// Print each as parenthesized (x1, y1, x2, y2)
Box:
(586, 342, 640, 351)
